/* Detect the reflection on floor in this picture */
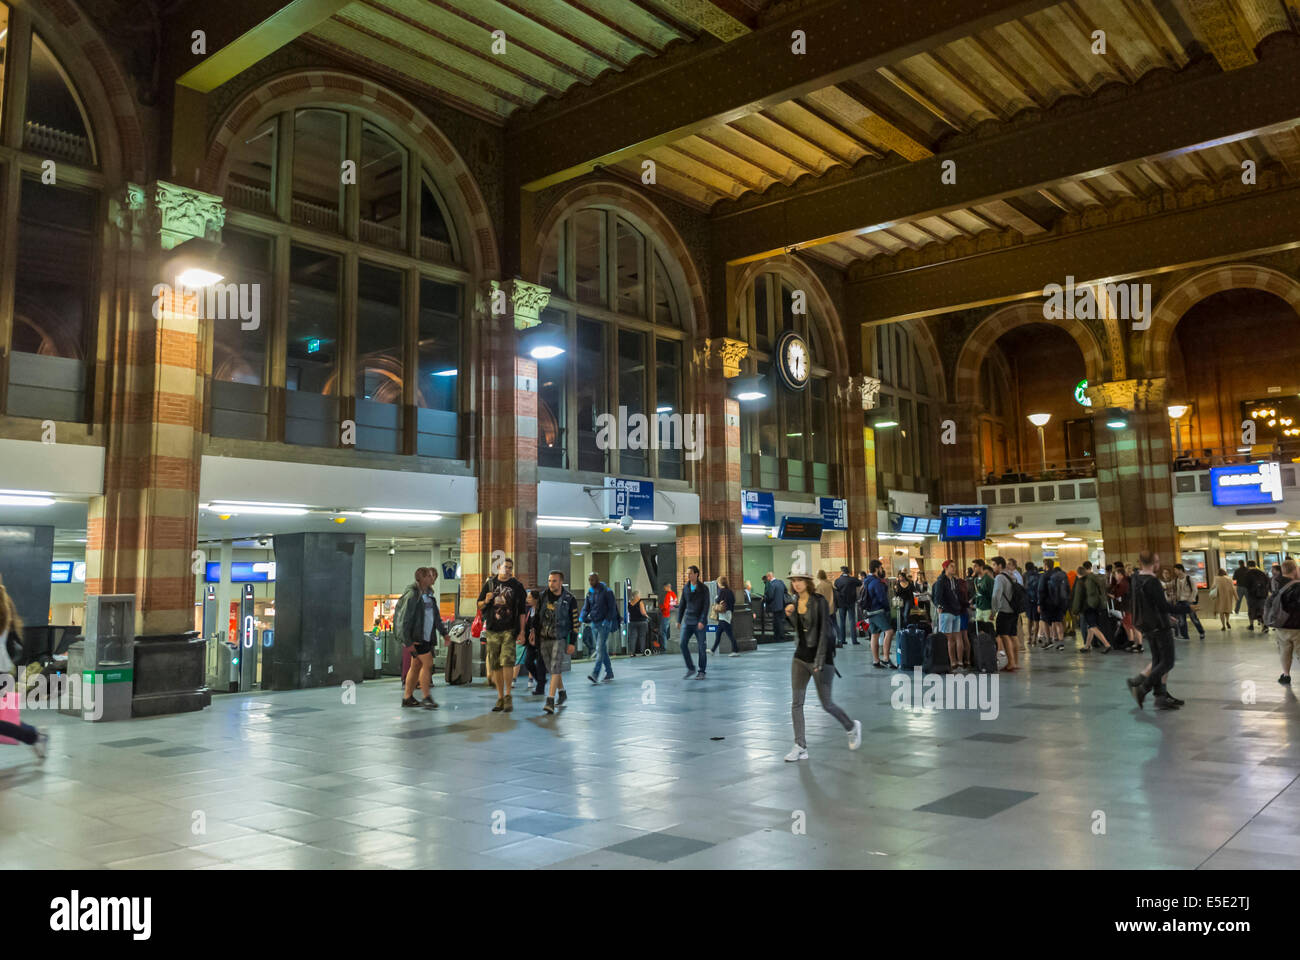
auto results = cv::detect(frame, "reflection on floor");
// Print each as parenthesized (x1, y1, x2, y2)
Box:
(3, 616, 1299, 869)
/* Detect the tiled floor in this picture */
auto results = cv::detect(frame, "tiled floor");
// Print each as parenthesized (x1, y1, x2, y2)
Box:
(4, 616, 1300, 869)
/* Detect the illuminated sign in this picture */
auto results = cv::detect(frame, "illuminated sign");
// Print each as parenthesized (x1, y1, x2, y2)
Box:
(1210, 463, 1283, 506)
(940, 506, 987, 542)
(778, 517, 823, 541)
(1075, 380, 1092, 407)
(306, 338, 322, 354)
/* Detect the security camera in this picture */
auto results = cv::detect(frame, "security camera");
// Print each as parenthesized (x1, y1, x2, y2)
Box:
(257, 536, 270, 547)
(388, 546, 396, 556)
(619, 515, 634, 531)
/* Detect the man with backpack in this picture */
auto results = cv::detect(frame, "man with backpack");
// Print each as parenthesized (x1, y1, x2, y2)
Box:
(1070, 561, 1112, 653)
(933, 560, 968, 670)
(1170, 563, 1205, 640)
(1127, 551, 1181, 710)
(763, 572, 790, 644)
(1243, 560, 1271, 632)
(1024, 562, 1044, 646)
(1040, 559, 1070, 650)
(833, 566, 861, 646)
(580, 572, 618, 684)
(862, 561, 894, 669)
(990, 557, 1021, 671)
(1267, 558, 1300, 685)
(397, 566, 448, 709)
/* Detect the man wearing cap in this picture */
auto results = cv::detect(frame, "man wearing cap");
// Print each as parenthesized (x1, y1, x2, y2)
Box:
(783, 570, 861, 761)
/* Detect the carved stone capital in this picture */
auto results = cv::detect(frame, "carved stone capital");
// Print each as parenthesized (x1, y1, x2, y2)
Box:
(149, 181, 226, 250)
(696, 337, 748, 378)
(1084, 377, 1167, 411)
(111, 182, 147, 232)
(841, 375, 882, 411)
(479, 279, 551, 330)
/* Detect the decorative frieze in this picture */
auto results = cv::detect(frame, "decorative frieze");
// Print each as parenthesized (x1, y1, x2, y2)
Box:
(841, 375, 882, 411)
(479, 279, 551, 330)
(1084, 377, 1167, 410)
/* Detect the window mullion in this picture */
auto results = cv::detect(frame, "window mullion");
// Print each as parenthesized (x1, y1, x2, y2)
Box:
(0, 11, 33, 151)
(275, 111, 294, 223)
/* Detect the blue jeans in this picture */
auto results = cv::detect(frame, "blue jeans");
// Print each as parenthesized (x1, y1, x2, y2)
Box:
(659, 616, 671, 650)
(835, 607, 855, 644)
(588, 622, 613, 679)
(1174, 602, 1203, 639)
(711, 620, 734, 653)
(681, 621, 707, 673)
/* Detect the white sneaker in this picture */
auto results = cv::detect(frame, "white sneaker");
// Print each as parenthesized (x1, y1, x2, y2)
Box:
(784, 745, 809, 762)
(32, 732, 48, 761)
(847, 720, 862, 751)
(728, 652, 740, 657)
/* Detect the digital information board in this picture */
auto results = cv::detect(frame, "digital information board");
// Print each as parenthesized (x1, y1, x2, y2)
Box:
(939, 506, 987, 542)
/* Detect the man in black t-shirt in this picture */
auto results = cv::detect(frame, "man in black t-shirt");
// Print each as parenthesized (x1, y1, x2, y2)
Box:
(477, 557, 527, 713)
(1127, 551, 1181, 711)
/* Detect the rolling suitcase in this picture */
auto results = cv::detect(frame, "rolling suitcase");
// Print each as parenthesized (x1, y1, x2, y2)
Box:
(898, 624, 927, 670)
(922, 631, 950, 675)
(444, 638, 473, 685)
(972, 622, 998, 674)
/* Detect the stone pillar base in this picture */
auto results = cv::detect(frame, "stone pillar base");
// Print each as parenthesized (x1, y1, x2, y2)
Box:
(133, 634, 211, 717)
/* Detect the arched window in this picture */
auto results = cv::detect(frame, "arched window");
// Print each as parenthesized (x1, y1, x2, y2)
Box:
(535, 207, 690, 480)
(737, 270, 837, 495)
(1, 7, 102, 423)
(873, 324, 935, 491)
(215, 103, 468, 459)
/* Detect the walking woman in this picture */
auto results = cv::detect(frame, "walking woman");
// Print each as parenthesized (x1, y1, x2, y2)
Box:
(711, 576, 738, 656)
(516, 590, 548, 694)
(0, 578, 48, 759)
(626, 590, 649, 656)
(1211, 567, 1235, 631)
(783, 572, 861, 762)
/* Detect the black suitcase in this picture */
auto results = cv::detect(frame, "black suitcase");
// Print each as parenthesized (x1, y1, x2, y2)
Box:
(972, 624, 998, 673)
(922, 632, 950, 674)
(898, 624, 927, 670)
(444, 638, 473, 685)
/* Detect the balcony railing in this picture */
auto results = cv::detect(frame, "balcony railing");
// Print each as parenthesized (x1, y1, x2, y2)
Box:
(227, 180, 273, 214)
(23, 121, 92, 166)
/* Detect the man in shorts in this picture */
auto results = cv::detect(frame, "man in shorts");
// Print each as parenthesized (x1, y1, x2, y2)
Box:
(539, 571, 580, 714)
(1039, 558, 1068, 650)
(477, 556, 527, 713)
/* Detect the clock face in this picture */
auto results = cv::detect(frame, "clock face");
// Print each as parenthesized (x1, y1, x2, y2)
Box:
(776, 331, 810, 391)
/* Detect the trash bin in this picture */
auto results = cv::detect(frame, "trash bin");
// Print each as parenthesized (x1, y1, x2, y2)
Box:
(362, 635, 380, 680)
(81, 594, 135, 722)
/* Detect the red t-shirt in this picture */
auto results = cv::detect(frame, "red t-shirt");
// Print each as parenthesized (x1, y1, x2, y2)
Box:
(660, 590, 677, 618)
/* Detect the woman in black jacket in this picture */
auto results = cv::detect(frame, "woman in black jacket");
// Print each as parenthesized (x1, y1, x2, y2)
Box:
(783, 572, 861, 762)
(710, 575, 737, 656)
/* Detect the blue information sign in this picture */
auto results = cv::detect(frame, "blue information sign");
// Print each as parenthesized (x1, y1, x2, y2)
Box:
(1209, 462, 1283, 507)
(939, 507, 986, 542)
(818, 497, 848, 531)
(605, 477, 655, 520)
(742, 489, 775, 526)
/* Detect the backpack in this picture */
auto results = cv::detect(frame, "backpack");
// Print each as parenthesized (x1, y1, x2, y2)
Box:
(1053, 571, 1071, 607)
(1250, 572, 1270, 601)
(1084, 574, 1105, 611)
(1264, 580, 1300, 629)
(1001, 573, 1027, 614)
(393, 586, 416, 644)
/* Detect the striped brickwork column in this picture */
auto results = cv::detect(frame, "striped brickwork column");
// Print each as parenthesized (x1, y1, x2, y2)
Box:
(839, 375, 881, 572)
(85, 182, 223, 638)
(461, 280, 548, 611)
(1087, 378, 1178, 565)
(691, 337, 747, 585)
(936, 401, 981, 566)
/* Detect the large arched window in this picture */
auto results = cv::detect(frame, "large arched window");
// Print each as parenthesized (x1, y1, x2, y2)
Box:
(215, 103, 467, 459)
(736, 270, 838, 496)
(1, 5, 103, 423)
(873, 323, 934, 491)
(536, 207, 690, 480)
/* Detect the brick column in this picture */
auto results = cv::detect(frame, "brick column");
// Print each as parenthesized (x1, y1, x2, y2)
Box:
(692, 338, 746, 579)
(1086, 378, 1178, 564)
(460, 280, 548, 612)
(839, 375, 881, 571)
(84, 181, 222, 715)
(936, 401, 981, 566)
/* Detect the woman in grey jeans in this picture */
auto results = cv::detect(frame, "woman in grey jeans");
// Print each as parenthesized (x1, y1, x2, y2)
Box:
(626, 590, 650, 656)
(783, 572, 861, 762)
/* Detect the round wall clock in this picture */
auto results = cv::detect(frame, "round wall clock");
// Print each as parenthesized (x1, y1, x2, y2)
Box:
(775, 330, 810, 391)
